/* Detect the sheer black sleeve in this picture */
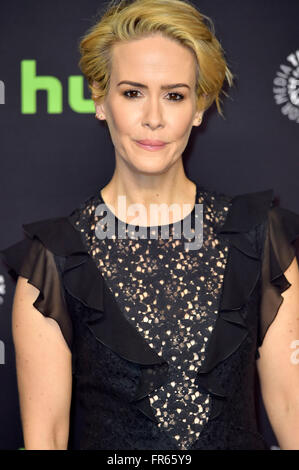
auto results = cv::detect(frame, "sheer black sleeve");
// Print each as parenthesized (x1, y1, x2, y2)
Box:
(0, 236, 73, 352)
(259, 205, 299, 347)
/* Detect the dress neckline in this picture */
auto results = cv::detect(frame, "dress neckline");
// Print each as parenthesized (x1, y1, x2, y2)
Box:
(97, 181, 201, 230)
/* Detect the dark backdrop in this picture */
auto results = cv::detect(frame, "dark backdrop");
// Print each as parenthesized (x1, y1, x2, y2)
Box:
(0, 0, 298, 450)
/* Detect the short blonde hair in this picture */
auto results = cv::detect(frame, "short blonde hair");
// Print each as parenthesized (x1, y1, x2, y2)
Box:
(78, 0, 234, 117)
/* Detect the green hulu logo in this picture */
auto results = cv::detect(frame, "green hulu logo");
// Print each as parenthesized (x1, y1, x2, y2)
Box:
(21, 59, 95, 114)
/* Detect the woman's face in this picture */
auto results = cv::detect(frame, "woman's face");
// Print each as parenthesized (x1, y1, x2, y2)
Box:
(95, 34, 204, 175)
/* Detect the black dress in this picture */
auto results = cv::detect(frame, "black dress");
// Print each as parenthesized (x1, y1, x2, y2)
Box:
(1, 182, 299, 450)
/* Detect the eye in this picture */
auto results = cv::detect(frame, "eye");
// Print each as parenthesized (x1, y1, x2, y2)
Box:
(167, 92, 185, 101)
(123, 90, 141, 99)
(123, 90, 185, 101)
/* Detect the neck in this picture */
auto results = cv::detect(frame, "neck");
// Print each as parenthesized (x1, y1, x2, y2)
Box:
(100, 168, 198, 226)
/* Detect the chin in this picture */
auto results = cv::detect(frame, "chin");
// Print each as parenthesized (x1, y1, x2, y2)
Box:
(130, 159, 171, 175)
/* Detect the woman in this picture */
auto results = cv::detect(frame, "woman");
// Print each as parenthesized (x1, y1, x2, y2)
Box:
(1, 0, 299, 450)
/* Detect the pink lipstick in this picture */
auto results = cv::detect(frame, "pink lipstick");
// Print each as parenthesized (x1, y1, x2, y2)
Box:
(135, 140, 167, 151)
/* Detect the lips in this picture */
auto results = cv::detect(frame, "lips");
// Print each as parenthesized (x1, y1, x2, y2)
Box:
(135, 140, 167, 152)
(137, 140, 166, 146)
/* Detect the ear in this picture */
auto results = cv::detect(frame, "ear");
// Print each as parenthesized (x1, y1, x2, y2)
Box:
(94, 101, 106, 120)
(92, 80, 106, 120)
(192, 108, 204, 127)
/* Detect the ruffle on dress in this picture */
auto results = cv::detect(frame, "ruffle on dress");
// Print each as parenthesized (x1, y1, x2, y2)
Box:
(196, 189, 299, 419)
(259, 205, 299, 346)
(1, 189, 299, 425)
(0, 228, 73, 352)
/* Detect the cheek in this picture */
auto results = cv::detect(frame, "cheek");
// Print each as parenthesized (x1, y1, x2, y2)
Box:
(110, 102, 134, 134)
(169, 114, 193, 138)
(167, 100, 195, 136)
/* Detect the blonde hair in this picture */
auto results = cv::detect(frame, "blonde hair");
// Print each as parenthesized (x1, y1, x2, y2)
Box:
(78, 0, 234, 117)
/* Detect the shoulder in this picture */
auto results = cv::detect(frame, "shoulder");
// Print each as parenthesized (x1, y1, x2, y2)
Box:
(0, 193, 97, 277)
(22, 191, 102, 256)
(21, 215, 85, 257)
(198, 185, 275, 235)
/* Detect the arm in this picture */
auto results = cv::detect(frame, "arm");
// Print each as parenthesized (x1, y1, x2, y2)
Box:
(257, 255, 299, 450)
(12, 275, 72, 450)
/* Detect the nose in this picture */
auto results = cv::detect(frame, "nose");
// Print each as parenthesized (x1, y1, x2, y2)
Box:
(142, 97, 164, 129)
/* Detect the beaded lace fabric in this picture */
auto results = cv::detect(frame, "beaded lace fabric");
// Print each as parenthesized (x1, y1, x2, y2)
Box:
(72, 183, 232, 450)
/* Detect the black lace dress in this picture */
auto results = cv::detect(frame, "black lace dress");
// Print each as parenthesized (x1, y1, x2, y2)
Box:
(1, 182, 299, 450)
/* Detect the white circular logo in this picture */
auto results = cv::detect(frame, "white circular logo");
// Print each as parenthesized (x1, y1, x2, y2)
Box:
(273, 49, 299, 123)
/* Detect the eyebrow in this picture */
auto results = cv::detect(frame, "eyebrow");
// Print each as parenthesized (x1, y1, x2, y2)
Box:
(117, 80, 191, 90)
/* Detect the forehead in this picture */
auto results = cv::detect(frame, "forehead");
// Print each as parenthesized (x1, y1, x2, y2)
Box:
(110, 34, 197, 84)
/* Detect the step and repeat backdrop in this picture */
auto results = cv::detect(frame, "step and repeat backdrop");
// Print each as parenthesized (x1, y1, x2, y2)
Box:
(0, 0, 298, 450)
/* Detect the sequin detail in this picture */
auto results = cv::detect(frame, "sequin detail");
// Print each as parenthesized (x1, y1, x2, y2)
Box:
(73, 185, 231, 450)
